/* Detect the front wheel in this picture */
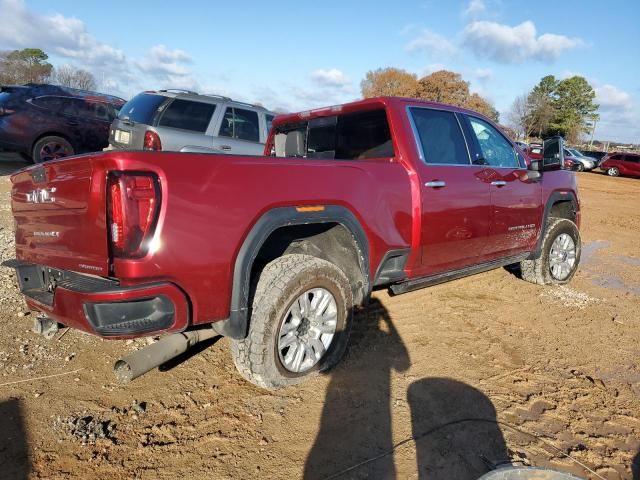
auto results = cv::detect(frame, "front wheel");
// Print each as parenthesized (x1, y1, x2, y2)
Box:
(230, 254, 353, 390)
(575, 163, 584, 172)
(606, 167, 619, 177)
(520, 218, 581, 285)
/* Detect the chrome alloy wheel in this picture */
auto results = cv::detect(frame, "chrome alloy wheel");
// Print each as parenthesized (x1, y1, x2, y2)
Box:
(277, 287, 338, 373)
(39, 141, 71, 161)
(549, 233, 577, 281)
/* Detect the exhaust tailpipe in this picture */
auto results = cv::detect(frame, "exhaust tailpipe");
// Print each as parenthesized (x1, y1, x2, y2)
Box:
(114, 329, 218, 383)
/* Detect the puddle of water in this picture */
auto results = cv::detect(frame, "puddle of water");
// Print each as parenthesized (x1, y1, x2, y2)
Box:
(591, 273, 640, 296)
(619, 256, 640, 267)
(581, 240, 610, 264)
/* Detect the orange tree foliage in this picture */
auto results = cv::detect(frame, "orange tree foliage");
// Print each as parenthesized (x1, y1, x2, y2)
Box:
(360, 67, 418, 98)
(361, 68, 499, 122)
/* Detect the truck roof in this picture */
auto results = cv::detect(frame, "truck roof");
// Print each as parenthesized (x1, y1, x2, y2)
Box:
(272, 96, 493, 128)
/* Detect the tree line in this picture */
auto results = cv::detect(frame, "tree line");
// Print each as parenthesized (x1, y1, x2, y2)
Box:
(361, 67, 499, 122)
(507, 75, 598, 144)
(2, 48, 601, 144)
(0, 48, 97, 91)
(361, 66, 600, 144)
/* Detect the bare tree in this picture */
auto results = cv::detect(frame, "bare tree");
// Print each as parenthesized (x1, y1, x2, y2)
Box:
(53, 65, 97, 90)
(507, 94, 530, 140)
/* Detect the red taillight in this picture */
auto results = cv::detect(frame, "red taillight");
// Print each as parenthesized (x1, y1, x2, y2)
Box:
(143, 130, 162, 151)
(107, 173, 160, 258)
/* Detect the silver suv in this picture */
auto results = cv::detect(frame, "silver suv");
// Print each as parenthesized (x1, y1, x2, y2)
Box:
(108, 89, 276, 155)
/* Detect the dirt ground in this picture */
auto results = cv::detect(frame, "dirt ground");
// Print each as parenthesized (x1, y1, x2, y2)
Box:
(0, 153, 639, 480)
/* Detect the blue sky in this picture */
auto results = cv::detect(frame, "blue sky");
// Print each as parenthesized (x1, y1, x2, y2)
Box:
(1, 0, 639, 142)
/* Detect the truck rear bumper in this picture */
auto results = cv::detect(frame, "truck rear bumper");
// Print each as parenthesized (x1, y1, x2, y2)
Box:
(3, 260, 190, 338)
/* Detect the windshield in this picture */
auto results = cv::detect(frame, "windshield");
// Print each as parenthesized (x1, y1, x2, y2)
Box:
(117, 93, 167, 124)
(568, 148, 583, 157)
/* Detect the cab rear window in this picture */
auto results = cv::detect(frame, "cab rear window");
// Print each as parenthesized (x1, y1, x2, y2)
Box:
(272, 109, 393, 160)
(118, 93, 166, 124)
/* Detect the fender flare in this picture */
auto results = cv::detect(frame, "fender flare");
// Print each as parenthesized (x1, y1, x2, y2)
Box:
(213, 205, 370, 339)
(529, 191, 579, 259)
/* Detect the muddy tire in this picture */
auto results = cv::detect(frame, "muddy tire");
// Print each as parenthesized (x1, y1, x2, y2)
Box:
(230, 254, 353, 390)
(520, 218, 581, 285)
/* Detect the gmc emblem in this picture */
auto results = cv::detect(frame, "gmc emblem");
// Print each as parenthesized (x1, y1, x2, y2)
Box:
(26, 187, 56, 204)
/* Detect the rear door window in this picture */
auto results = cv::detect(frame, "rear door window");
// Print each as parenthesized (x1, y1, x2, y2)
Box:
(157, 99, 216, 132)
(118, 93, 167, 124)
(78, 101, 113, 121)
(625, 154, 640, 163)
(409, 108, 469, 165)
(219, 107, 260, 142)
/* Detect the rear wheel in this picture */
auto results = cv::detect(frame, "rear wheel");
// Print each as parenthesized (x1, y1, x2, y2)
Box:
(606, 166, 619, 177)
(520, 218, 581, 285)
(32, 136, 74, 163)
(230, 254, 353, 390)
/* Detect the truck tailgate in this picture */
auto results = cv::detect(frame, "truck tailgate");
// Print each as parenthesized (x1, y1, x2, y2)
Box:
(11, 156, 109, 276)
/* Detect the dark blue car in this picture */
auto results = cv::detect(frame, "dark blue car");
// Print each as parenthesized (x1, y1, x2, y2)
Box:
(0, 84, 125, 162)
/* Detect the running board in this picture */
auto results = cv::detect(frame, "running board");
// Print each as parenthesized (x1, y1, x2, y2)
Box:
(388, 253, 530, 296)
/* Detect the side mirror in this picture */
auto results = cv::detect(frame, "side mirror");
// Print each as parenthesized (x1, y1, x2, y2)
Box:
(542, 136, 565, 171)
(526, 160, 542, 180)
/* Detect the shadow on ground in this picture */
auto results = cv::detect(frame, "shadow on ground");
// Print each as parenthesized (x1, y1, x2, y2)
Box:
(0, 398, 30, 479)
(0, 152, 29, 176)
(304, 298, 508, 479)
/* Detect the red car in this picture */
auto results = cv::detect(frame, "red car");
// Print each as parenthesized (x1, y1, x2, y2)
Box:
(600, 152, 640, 178)
(4, 97, 581, 389)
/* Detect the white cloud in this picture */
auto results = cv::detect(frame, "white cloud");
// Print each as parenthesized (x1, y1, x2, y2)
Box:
(310, 68, 352, 88)
(474, 67, 493, 81)
(405, 28, 457, 56)
(420, 63, 447, 76)
(594, 84, 632, 112)
(464, 0, 486, 17)
(0, 0, 125, 67)
(463, 20, 583, 63)
(137, 45, 192, 77)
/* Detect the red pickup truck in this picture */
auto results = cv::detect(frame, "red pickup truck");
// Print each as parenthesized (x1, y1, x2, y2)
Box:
(4, 97, 581, 389)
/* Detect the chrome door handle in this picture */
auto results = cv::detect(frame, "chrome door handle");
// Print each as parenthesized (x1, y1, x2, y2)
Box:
(425, 181, 446, 188)
(491, 181, 507, 187)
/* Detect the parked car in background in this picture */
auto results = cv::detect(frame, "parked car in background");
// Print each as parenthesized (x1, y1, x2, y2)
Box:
(526, 143, 543, 161)
(0, 84, 125, 162)
(108, 89, 276, 155)
(565, 148, 596, 171)
(600, 152, 640, 178)
(578, 150, 608, 166)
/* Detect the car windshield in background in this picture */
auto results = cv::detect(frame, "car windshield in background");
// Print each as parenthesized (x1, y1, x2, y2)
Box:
(118, 93, 166, 124)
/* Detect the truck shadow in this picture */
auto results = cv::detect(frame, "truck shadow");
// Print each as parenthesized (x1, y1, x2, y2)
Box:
(304, 298, 508, 479)
(632, 450, 640, 479)
(0, 398, 30, 479)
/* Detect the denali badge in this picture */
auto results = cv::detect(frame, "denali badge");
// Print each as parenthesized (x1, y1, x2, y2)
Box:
(33, 231, 60, 237)
(79, 264, 102, 271)
(26, 187, 57, 204)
